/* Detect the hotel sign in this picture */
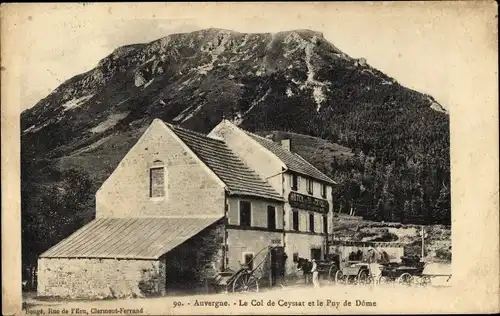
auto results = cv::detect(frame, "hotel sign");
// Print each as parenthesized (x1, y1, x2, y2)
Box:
(288, 192, 329, 214)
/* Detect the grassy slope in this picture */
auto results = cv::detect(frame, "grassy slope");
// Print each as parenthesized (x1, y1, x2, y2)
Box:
(255, 130, 355, 168)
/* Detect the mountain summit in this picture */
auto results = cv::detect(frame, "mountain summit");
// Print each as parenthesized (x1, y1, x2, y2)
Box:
(21, 29, 450, 257)
(22, 28, 446, 148)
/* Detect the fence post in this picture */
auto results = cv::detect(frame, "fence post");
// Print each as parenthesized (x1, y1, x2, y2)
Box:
(421, 226, 425, 258)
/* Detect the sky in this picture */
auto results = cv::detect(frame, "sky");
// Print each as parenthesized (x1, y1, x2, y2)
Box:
(9, 2, 497, 112)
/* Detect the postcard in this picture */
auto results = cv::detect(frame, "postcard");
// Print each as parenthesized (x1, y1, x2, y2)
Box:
(1, 2, 498, 315)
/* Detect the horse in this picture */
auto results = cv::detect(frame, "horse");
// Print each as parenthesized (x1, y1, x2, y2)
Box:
(296, 257, 313, 284)
(364, 248, 391, 284)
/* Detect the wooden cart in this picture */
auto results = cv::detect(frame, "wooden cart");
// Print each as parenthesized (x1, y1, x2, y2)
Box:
(332, 261, 374, 285)
(213, 245, 282, 293)
(411, 262, 452, 287)
(378, 256, 426, 285)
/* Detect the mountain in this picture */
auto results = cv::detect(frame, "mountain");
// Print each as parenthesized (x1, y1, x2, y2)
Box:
(21, 28, 447, 157)
(20, 29, 450, 278)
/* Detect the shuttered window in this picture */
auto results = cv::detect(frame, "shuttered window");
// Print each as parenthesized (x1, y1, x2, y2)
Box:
(309, 213, 315, 232)
(292, 210, 299, 231)
(267, 206, 276, 229)
(291, 174, 298, 190)
(323, 215, 328, 234)
(239, 201, 252, 227)
(149, 167, 165, 198)
(306, 178, 314, 195)
(321, 184, 327, 198)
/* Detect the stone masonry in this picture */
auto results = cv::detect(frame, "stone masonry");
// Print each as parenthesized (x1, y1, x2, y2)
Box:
(37, 258, 166, 299)
(96, 120, 226, 219)
(162, 222, 225, 292)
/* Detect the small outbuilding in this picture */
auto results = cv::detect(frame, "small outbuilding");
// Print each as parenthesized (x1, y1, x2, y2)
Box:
(38, 217, 224, 298)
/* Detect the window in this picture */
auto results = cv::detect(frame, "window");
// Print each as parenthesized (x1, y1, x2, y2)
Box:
(292, 210, 299, 231)
(309, 213, 315, 232)
(242, 252, 255, 270)
(321, 184, 327, 198)
(311, 248, 322, 261)
(149, 167, 165, 198)
(306, 178, 314, 195)
(291, 174, 298, 190)
(267, 206, 276, 229)
(239, 201, 252, 227)
(323, 215, 328, 234)
(293, 252, 299, 263)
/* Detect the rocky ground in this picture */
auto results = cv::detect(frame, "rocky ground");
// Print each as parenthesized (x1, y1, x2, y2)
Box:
(332, 214, 452, 263)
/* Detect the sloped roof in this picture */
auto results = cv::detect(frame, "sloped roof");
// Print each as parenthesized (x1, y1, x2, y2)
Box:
(246, 132, 336, 185)
(40, 217, 222, 259)
(168, 124, 283, 201)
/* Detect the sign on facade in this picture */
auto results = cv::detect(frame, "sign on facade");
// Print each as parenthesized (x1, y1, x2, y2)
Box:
(288, 192, 329, 213)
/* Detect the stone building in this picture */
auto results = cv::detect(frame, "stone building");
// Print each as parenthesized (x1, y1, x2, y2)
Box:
(209, 120, 336, 276)
(37, 118, 336, 298)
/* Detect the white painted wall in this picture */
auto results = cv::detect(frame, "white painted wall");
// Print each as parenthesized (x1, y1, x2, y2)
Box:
(209, 120, 285, 194)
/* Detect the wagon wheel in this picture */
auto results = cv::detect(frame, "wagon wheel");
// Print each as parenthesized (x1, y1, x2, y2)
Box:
(328, 265, 338, 281)
(419, 276, 431, 287)
(357, 269, 372, 285)
(378, 276, 391, 285)
(412, 276, 425, 286)
(232, 272, 259, 293)
(334, 270, 344, 283)
(397, 273, 413, 286)
(345, 275, 357, 285)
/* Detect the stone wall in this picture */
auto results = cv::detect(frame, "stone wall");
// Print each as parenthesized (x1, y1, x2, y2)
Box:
(37, 221, 225, 299)
(37, 258, 165, 299)
(162, 221, 225, 292)
(96, 119, 226, 218)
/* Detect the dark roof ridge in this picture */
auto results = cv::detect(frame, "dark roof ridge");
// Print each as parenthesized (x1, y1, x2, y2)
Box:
(165, 122, 225, 143)
(293, 151, 337, 182)
(163, 121, 283, 201)
(244, 130, 337, 185)
(246, 130, 310, 159)
(243, 129, 269, 141)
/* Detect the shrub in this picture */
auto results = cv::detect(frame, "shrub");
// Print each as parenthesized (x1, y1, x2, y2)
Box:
(370, 232, 398, 242)
(138, 279, 157, 296)
(435, 248, 452, 261)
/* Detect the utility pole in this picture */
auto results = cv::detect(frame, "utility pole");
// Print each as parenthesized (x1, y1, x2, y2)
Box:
(421, 225, 425, 259)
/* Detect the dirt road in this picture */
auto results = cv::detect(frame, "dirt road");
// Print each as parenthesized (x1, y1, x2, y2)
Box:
(22, 281, 466, 315)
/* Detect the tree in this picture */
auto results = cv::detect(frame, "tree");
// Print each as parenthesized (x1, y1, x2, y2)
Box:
(434, 184, 451, 224)
(22, 167, 93, 287)
(403, 200, 411, 223)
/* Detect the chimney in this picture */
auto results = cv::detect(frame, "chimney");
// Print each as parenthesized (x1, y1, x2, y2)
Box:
(281, 139, 291, 151)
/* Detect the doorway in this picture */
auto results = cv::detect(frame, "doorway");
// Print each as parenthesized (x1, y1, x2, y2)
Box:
(269, 246, 285, 286)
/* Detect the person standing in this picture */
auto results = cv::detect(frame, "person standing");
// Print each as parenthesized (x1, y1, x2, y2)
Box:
(311, 259, 320, 288)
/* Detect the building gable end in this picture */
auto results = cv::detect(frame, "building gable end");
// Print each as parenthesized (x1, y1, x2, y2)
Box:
(209, 120, 287, 172)
(156, 120, 228, 190)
